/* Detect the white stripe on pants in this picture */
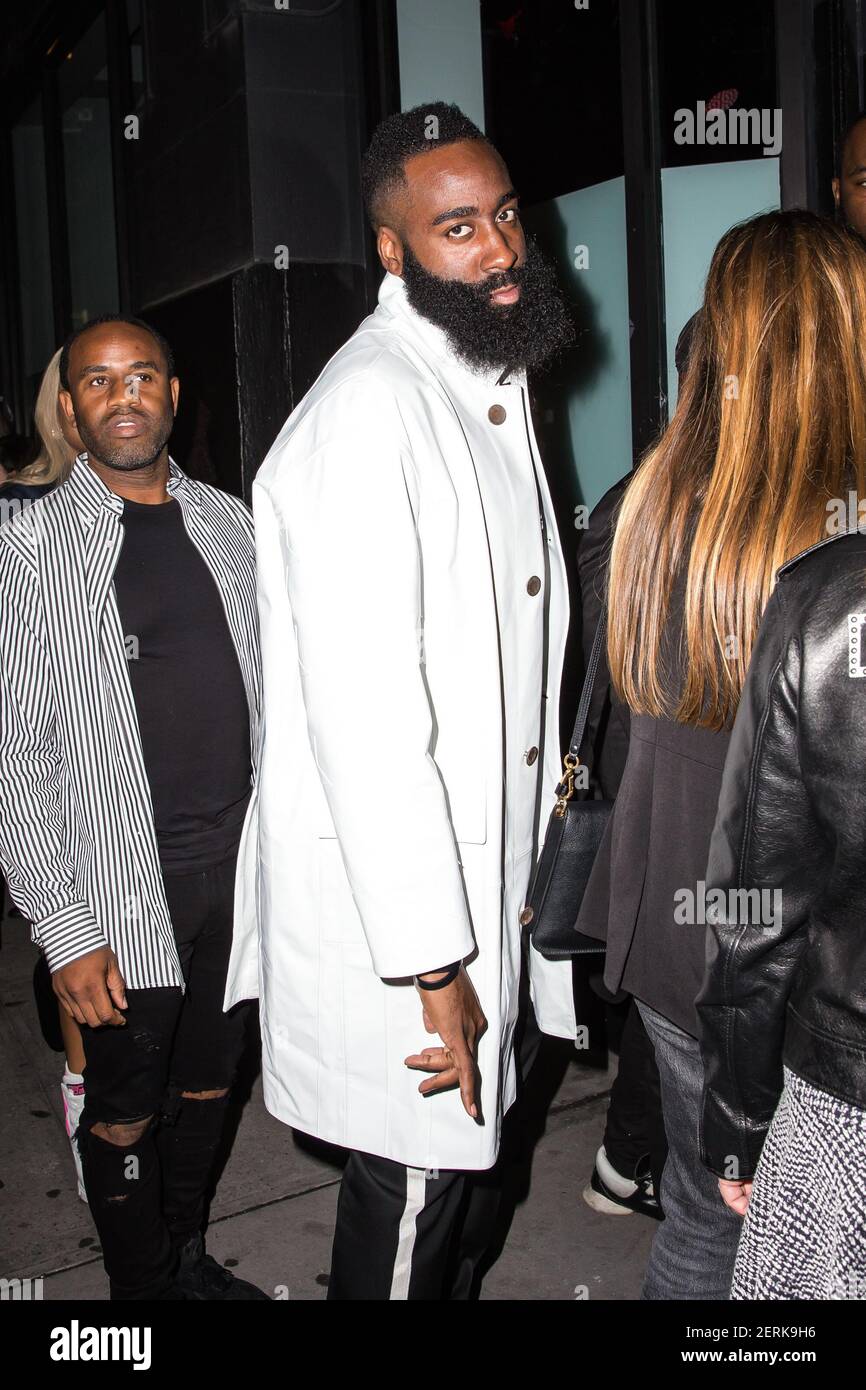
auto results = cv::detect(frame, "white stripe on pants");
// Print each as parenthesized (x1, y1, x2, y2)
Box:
(389, 1166, 428, 1300)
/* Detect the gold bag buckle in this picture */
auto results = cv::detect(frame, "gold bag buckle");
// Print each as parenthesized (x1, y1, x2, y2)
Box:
(553, 753, 580, 819)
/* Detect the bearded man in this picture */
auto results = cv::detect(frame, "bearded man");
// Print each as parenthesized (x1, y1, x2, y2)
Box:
(225, 102, 578, 1299)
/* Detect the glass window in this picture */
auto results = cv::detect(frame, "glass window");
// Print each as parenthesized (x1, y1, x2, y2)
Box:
(58, 12, 120, 329)
(12, 99, 55, 407)
(657, 0, 777, 168)
(127, 0, 146, 109)
(656, 0, 780, 404)
(482, 0, 624, 202)
(481, 0, 631, 512)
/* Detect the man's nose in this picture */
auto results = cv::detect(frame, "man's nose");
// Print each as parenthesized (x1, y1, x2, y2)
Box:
(478, 223, 518, 274)
(107, 377, 138, 410)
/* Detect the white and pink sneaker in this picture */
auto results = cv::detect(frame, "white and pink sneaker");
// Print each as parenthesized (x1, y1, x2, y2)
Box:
(60, 1067, 88, 1203)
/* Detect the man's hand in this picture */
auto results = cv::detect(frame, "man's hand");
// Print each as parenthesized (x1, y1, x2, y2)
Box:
(718, 1177, 753, 1216)
(404, 966, 487, 1120)
(52, 946, 128, 1029)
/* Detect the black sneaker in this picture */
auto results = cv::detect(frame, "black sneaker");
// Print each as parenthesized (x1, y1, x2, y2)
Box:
(171, 1233, 272, 1300)
(582, 1145, 663, 1220)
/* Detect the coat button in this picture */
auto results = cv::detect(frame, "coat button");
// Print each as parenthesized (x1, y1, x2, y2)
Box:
(525, 746, 539, 765)
(519, 906, 534, 926)
(488, 404, 507, 424)
(526, 576, 542, 595)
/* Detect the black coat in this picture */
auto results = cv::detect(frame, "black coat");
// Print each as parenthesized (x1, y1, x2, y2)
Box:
(699, 529, 866, 1177)
(576, 477, 631, 799)
(576, 482, 732, 1038)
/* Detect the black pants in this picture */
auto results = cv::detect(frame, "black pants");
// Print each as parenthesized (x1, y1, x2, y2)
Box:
(328, 1155, 468, 1300)
(77, 850, 249, 1300)
(328, 989, 542, 1301)
(603, 997, 667, 1200)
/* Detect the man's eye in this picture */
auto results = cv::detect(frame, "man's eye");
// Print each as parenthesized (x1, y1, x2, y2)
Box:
(446, 224, 472, 239)
(89, 377, 108, 387)
(499, 207, 518, 222)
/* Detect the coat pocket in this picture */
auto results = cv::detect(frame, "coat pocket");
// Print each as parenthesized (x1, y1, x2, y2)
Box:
(450, 797, 487, 846)
(317, 837, 371, 947)
(441, 770, 487, 845)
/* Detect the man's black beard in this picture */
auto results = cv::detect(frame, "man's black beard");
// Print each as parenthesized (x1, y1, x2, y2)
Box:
(400, 236, 575, 375)
(76, 407, 174, 473)
(838, 202, 866, 248)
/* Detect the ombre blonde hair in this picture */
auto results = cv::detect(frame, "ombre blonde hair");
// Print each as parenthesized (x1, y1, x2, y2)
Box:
(18, 348, 79, 485)
(607, 210, 866, 731)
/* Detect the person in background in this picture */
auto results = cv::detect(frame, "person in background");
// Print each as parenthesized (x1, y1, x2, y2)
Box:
(576, 316, 698, 1222)
(699, 514, 866, 1300)
(577, 210, 866, 1299)
(1, 348, 89, 1200)
(833, 109, 866, 238)
(10, 347, 79, 495)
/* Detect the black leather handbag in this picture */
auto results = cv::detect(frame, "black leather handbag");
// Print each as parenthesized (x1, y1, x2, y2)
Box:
(522, 609, 611, 960)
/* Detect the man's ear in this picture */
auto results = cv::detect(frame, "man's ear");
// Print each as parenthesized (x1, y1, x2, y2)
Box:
(170, 376, 180, 416)
(377, 226, 404, 276)
(832, 175, 841, 208)
(58, 389, 77, 426)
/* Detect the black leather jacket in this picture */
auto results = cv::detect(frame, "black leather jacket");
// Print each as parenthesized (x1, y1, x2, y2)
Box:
(698, 530, 866, 1178)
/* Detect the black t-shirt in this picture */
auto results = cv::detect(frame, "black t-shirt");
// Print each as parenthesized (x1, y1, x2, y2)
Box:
(113, 496, 251, 872)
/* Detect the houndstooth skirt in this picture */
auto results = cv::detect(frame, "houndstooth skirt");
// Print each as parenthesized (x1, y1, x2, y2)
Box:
(732, 1067, 866, 1300)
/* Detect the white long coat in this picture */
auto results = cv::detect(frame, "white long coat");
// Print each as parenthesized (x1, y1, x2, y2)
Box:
(225, 273, 576, 1171)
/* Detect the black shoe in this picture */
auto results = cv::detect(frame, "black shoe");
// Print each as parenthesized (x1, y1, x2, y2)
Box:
(171, 1233, 272, 1300)
(582, 1146, 663, 1220)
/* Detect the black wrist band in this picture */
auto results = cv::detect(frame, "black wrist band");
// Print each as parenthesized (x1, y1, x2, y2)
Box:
(415, 961, 461, 991)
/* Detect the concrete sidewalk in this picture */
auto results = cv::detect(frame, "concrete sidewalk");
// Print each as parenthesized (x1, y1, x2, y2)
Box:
(0, 910, 655, 1301)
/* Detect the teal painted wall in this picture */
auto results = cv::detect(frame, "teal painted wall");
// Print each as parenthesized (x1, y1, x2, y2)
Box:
(525, 177, 632, 514)
(662, 158, 781, 406)
(396, 0, 485, 129)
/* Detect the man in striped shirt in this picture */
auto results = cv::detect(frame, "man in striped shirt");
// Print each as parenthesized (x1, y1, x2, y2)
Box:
(0, 315, 266, 1301)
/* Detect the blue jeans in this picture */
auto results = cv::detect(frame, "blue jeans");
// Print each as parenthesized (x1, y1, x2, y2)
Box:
(636, 1000, 742, 1300)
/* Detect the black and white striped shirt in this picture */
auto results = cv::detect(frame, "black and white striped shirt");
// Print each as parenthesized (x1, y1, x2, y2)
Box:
(0, 455, 261, 989)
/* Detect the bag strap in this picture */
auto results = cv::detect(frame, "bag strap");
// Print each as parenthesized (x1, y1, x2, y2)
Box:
(568, 603, 608, 760)
(550, 601, 608, 812)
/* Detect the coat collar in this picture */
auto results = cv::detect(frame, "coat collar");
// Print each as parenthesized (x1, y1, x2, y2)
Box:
(63, 452, 201, 523)
(376, 272, 525, 391)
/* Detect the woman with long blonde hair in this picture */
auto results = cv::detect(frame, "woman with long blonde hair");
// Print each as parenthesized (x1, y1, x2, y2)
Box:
(1, 348, 86, 1203)
(575, 209, 866, 1299)
(8, 347, 80, 492)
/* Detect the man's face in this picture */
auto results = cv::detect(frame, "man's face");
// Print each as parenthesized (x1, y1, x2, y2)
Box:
(378, 139, 573, 373)
(391, 139, 526, 294)
(833, 119, 866, 239)
(60, 324, 178, 472)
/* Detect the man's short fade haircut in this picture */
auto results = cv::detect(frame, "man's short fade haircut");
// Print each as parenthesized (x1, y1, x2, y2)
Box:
(361, 102, 492, 230)
(59, 314, 175, 392)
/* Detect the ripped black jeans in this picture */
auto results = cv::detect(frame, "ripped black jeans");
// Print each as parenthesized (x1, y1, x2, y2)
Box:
(77, 849, 250, 1300)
